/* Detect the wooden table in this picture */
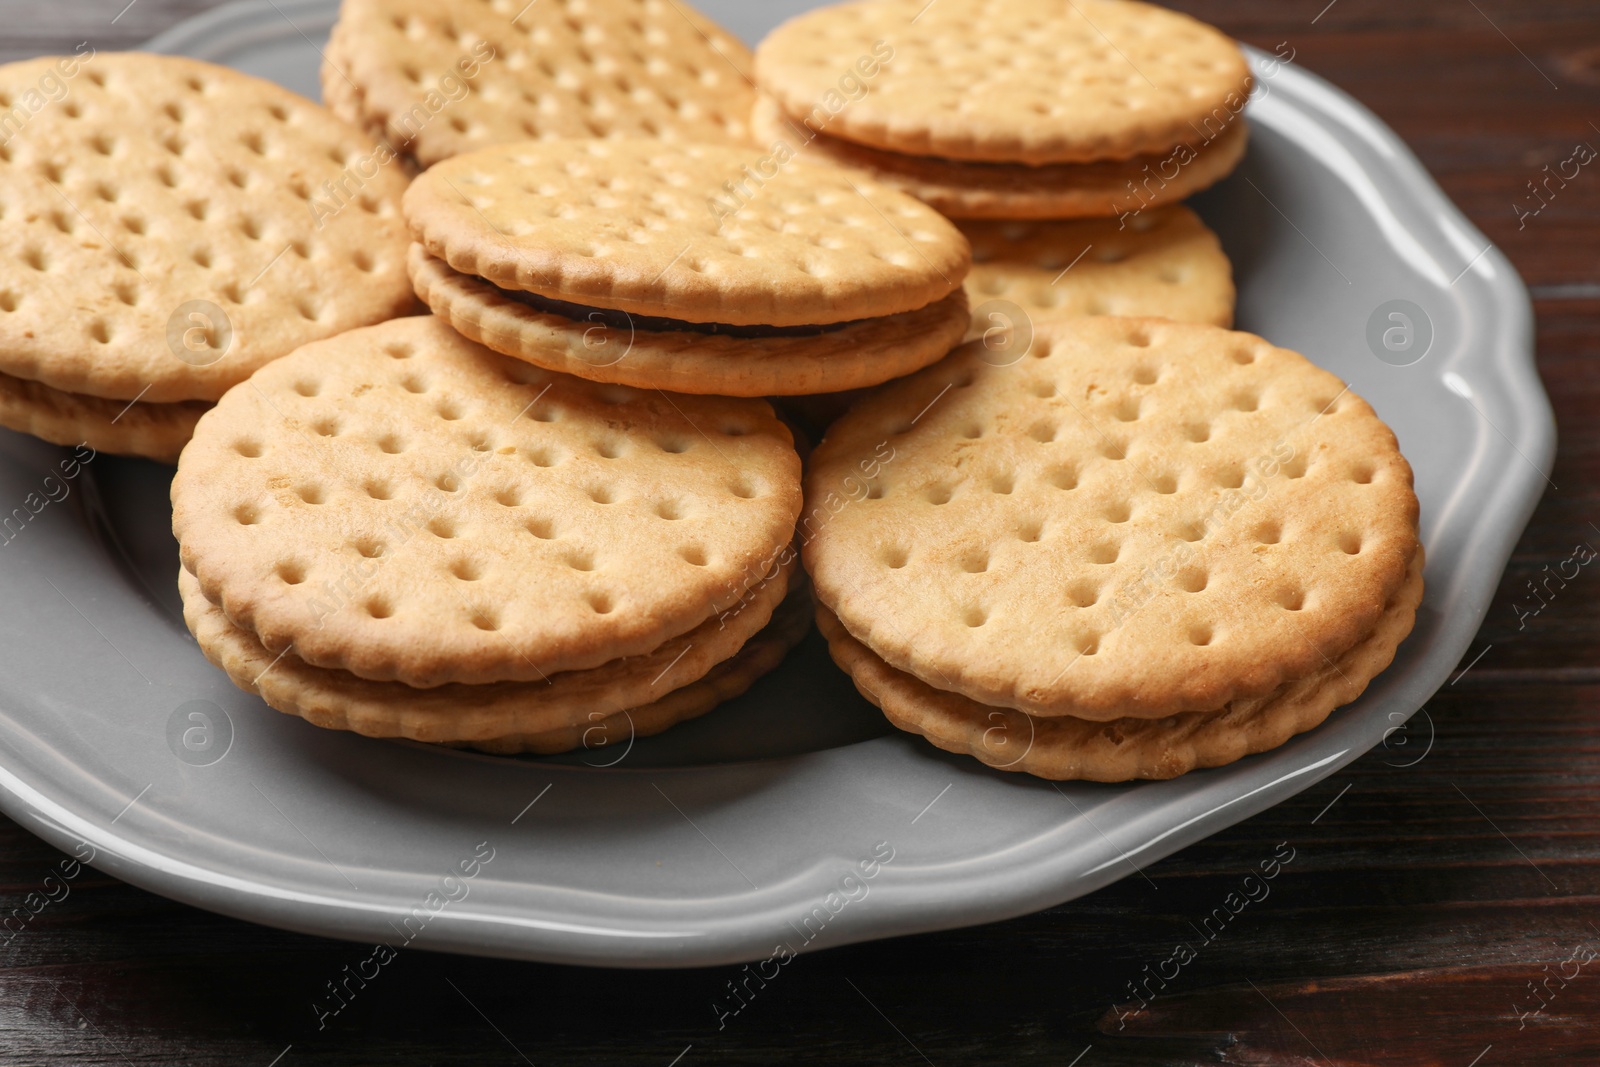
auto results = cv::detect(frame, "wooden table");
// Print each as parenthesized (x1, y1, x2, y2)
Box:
(3, 1, 1598, 1063)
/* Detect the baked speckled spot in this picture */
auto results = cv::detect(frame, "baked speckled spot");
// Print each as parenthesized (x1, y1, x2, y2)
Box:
(817, 549, 1421, 781)
(802, 318, 1419, 719)
(960, 206, 1235, 333)
(323, 0, 757, 168)
(172, 316, 802, 687)
(403, 138, 970, 327)
(755, 0, 1251, 165)
(0, 53, 414, 403)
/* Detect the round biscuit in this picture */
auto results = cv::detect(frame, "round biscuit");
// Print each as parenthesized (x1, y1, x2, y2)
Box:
(172, 315, 802, 687)
(325, 0, 757, 168)
(754, 0, 1252, 165)
(960, 206, 1235, 334)
(403, 138, 970, 327)
(0, 53, 414, 403)
(803, 318, 1420, 719)
(409, 244, 970, 395)
(816, 549, 1422, 781)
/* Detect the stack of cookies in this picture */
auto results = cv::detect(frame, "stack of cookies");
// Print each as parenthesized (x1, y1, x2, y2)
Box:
(403, 138, 972, 396)
(0, 54, 414, 461)
(0, 0, 1426, 778)
(754, 0, 1251, 346)
(172, 317, 808, 754)
(803, 318, 1421, 781)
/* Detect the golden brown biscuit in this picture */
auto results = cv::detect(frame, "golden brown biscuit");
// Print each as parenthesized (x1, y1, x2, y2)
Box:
(754, 0, 1251, 165)
(323, 0, 758, 167)
(402, 138, 970, 327)
(0, 53, 413, 403)
(172, 316, 802, 686)
(960, 206, 1235, 332)
(803, 318, 1419, 719)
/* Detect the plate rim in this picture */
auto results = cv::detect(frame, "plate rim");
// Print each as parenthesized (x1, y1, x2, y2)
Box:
(0, 0, 1553, 968)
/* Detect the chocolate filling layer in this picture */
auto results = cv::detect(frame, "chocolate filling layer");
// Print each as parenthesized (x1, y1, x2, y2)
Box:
(495, 284, 865, 338)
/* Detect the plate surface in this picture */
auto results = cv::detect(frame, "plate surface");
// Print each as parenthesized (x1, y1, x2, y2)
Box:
(0, 0, 1552, 967)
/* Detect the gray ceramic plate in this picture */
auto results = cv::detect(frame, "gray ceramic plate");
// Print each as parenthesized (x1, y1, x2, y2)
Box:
(0, 0, 1552, 967)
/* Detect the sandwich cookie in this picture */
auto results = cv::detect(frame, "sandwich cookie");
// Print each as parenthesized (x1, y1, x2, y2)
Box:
(817, 549, 1421, 781)
(802, 318, 1421, 779)
(323, 0, 757, 168)
(753, 0, 1252, 218)
(403, 138, 972, 395)
(0, 53, 413, 459)
(181, 565, 812, 754)
(174, 316, 807, 750)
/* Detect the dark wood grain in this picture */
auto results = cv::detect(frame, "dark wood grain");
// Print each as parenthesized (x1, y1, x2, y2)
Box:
(2, 1, 1599, 1064)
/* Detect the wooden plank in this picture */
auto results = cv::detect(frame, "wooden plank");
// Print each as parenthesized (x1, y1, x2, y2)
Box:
(1, 1, 1597, 1063)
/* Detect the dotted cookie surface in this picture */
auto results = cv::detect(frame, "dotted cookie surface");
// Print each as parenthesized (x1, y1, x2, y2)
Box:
(181, 561, 799, 743)
(803, 318, 1419, 719)
(409, 245, 970, 395)
(751, 95, 1249, 220)
(403, 139, 970, 327)
(0, 53, 414, 403)
(961, 206, 1235, 333)
(172, 315, 802, 687)
(325, 0, 757, 168)
(755, 0, 1251, 165)
(818, 549, 1421, 781)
